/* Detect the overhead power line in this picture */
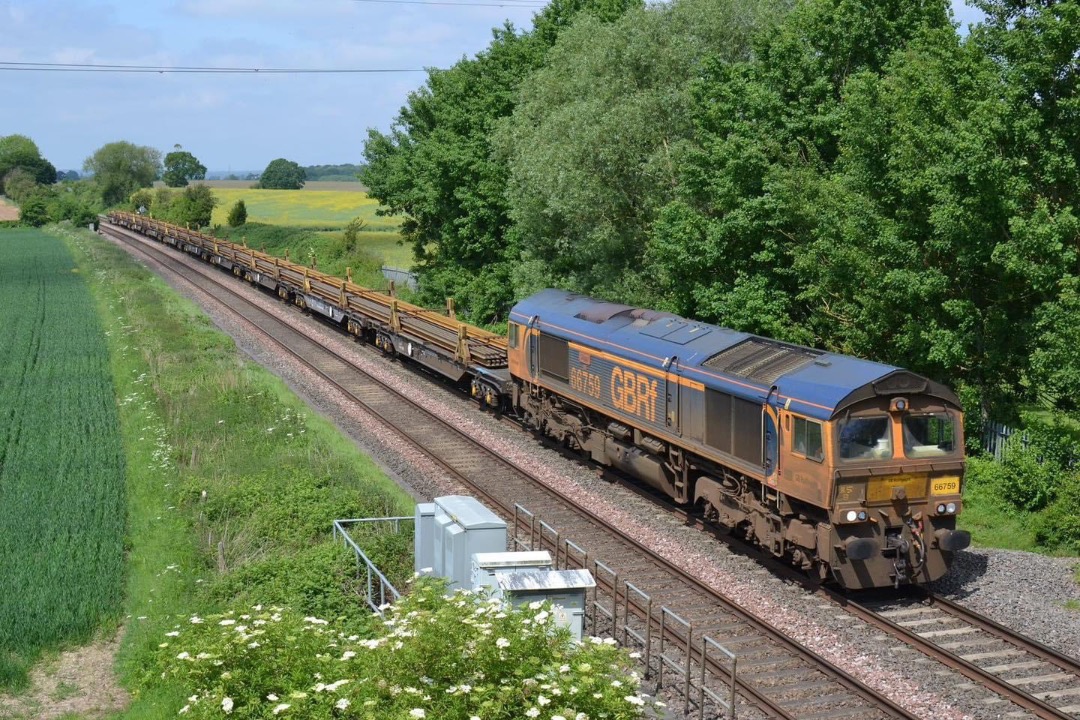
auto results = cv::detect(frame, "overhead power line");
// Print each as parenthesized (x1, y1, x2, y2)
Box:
(0, 61, 427, 74)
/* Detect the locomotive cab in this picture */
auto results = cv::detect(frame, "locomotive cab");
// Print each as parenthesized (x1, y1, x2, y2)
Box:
(820, 374, 970, 588)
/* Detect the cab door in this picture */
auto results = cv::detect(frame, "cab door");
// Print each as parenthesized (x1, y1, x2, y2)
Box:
(664, 357, 681, 435)
(527, 316, 539, 379)
(763, 387, 780, 487)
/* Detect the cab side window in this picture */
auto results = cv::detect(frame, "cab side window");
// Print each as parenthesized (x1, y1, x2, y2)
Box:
(793, 416, 824, 462)
(508, 322, 519, 349)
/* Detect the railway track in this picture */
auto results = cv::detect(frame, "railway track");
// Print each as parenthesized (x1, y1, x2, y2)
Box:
(101, 221, 918, 720)
(840, 590, 1080, 719)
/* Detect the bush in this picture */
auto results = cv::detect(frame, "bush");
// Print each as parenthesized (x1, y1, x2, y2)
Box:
(987, 418, 1080, 512)
(1034, 474, 1080, 552)
(18, 192, 51, 227)
(150, 578, 654, 720)
(227, 199, 248, 227)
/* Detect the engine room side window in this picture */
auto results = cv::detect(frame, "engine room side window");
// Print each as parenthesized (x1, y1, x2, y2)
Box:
(508, 322, 519, 349)
(538, 333, 569, 382)
(793, 416, 824, 462)
(903, 413, 956, 458)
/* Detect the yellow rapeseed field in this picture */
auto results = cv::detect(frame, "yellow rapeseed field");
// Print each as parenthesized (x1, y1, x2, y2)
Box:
(209, 188, 400, 231)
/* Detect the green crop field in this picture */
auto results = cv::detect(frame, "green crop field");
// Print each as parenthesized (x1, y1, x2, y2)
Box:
(209, 187, 401, 232)
(0, 228, 125, 688)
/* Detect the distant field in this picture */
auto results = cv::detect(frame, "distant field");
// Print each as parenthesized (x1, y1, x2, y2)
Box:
(209, 188, 400, 231)
(0, 196, 18, 221)
(0, 228, 125, 687)
(154, 180, 367, 192)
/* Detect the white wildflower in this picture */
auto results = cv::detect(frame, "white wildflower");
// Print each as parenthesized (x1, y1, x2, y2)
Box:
(267, 694, 279, 701)
(272, 703, 290, 714)
(409, 709, 426, 718)
(335, 698, 350, 710)
(525, 708, 540, 718)
(221, 697, 234, 714)
(496, 637, 510, 648)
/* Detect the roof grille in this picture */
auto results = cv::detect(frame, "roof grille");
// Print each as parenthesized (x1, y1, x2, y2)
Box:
(703, 338, 822, 385)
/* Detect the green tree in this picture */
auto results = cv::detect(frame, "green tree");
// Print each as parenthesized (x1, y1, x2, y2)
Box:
(18, 191, 51, 227)
(501, 0, 780, 305)
(967, 0, 1080, 417)
(0, 134, 56, 192)
(2, 168, 37, 204)
(167, 184, 217, 229)
(84, 141, 162, 206)
(362, 0, 640, 323)
(258, 159, 306, 189)
(162, 145, 207, 188)
(129, 189, 154, 214)
(226, 199, 248, 227)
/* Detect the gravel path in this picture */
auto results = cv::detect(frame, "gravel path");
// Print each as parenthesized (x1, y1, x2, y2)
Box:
(110, 233, 1080, 720)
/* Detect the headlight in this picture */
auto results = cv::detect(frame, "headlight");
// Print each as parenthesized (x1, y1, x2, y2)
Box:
(937, 504, 946, 514)
(857, 511, 867, 521)
(845, 510, 858, 522)
(946, 502, 956, 514)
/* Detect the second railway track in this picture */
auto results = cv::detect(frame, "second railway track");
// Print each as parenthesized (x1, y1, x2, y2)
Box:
(841, 590, 1080, 719)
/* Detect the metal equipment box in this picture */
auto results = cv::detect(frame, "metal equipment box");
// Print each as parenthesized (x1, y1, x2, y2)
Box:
(413, 503, 436, 573)
(470, 551, 553, 594)
(494, 568, 596, 641)
(431, 496, 507, 590)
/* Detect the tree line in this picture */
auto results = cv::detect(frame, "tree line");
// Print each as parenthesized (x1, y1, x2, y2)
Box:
(0, 137, 324, 229)
(361, 0, 1080, 434)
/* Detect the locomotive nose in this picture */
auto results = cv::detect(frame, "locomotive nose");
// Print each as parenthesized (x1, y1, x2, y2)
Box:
(935, 528, 971, 552)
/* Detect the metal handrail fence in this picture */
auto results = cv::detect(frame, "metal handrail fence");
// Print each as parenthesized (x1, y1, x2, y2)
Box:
(510, 504, 738, 719)
(332, 516, 411, 615)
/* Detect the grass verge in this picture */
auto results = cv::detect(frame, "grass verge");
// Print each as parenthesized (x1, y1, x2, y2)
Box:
(210, 222, 411, 289)
(56, 225, 416, 718)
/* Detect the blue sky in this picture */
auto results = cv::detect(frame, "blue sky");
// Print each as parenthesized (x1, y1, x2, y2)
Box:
(1, 0, 984, 173)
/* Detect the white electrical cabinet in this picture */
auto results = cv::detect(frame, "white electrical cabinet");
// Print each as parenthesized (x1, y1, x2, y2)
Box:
(470, 551, 553, 594)
(494, 568, 596, 641)
(420, 496, 507, 590)
(413, 503, 436, 573)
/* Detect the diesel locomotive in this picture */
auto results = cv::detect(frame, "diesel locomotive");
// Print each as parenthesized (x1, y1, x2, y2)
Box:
(507, 290, 970, 589)
(105, 212, 970, 589)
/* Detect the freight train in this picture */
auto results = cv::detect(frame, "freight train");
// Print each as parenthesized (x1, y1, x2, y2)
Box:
(104, 212, 970, 590)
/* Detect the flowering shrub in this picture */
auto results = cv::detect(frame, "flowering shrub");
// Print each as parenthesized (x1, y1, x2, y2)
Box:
(152, 578, 657, 719)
